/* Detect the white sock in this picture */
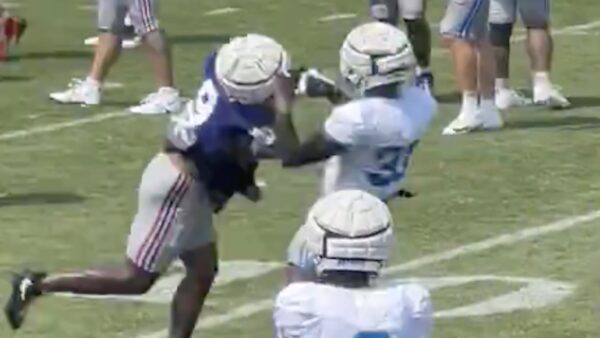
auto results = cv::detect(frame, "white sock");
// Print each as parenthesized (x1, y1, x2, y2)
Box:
(495, 78, 509, 91)
(85, 76, 101, 88)
(480, 98, 496, 112)
(461, 92, 478, 114)
(416, 66, 431, 75)
(533, 72, 552, 92)
(158, 86, 179, 95)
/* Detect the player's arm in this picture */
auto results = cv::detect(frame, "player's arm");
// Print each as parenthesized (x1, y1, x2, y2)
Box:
(274, 112, 345, 167)
(270, 73, 345, 167)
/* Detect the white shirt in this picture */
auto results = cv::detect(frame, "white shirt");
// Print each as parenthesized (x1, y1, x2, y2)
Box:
(321, 85, 436, 200)
(274, 282, 433, 338)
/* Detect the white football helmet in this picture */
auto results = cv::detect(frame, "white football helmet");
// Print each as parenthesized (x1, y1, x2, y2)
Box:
(301, 190, 394, 276)
(216, 34, 291, 104)
(340, 22, 416, 93)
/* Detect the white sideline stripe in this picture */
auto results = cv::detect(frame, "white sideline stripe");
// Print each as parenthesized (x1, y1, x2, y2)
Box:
(137, 299, 273, 338)
(104, 82, 125, 90)
(133, 210, 600, 338)
(383, 210, 600, 274)
(0, 111, 128, 141)
(204, 7, 240, 16)
(318, 13, 357, 22)
(2, 2, 22, 9)
(78, 4, 97, 11)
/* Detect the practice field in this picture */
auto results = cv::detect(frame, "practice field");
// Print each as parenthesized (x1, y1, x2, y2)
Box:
(1, 0, 600, 337)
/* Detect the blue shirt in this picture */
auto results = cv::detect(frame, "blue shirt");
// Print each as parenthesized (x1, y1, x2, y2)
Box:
(166, 52, 274, 206)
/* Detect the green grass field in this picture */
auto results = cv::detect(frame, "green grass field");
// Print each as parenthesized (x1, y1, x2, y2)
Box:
(1, 0, 600, 337)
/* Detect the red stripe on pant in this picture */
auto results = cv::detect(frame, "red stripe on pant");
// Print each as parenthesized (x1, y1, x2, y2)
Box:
(138, 0, 155, 33)
(143, 177, 191, 270)
(134, 174, 185, 268)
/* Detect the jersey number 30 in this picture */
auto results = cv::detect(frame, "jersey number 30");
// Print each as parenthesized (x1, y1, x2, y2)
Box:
(354, 332, 390, 338)
(367, 143, 416, 187)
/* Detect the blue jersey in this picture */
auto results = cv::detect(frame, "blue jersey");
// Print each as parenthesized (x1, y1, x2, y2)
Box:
(166, 53, 274, 207)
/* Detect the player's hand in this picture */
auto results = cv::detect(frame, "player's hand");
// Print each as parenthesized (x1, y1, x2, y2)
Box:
(271, 74, 296, 115)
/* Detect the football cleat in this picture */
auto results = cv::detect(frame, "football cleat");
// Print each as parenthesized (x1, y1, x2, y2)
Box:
(495, 88, 532, 110)
(534, 86, 571, 109)
(442, 108, 503, 135)
(49, 78, 101, 106)
(4, 270, 46, 330)
(129, 87, 182, 114)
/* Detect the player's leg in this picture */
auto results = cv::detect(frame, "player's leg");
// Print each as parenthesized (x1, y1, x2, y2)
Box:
(4, 153, 191, 330)
(399, 0, 433, 89)
(128, 0, 181, 114)
(370, 0, 433, 90)
(166, 175, 217, 338)
(84, 14, 142, 49)
(489, 0, 532, 109)
(170, 244, 217, 338)
(49, 0, 128, 106)
(441, 0, 502, 135)
(520, 0, 569, 108)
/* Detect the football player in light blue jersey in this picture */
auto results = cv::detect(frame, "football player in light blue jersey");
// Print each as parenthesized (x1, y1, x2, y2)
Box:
(272, 22, 436, 202)
(275, 190, 433, 338)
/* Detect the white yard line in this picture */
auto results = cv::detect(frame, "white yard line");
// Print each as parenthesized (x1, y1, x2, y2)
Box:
(318, 13, 357, 22)
(78, 4, 97, 11)
(2, 2, 22, 9)
(0, 111, 128, 142)
(133, 209, 600, 338)
(204, 7, 240, 16)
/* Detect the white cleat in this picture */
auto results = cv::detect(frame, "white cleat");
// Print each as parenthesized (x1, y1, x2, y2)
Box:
(495, 88, 532, 110)
(84, 36, 142, 49)
(480, 104, 504, 130)
(442, 111, 484, 135)
(129, 87, 182, 115)
(534, 86, 571, 109)
(49, 78, 101, 106)
(442, 108, 503, 136)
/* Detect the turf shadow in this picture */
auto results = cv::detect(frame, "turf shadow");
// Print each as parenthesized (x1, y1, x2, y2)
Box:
(7, 50, 92, 61)
(0, 192, 85, 208)
(0, 75, 32, 82)
(566, 96, 600, 109)
(504, 116, 600, 130)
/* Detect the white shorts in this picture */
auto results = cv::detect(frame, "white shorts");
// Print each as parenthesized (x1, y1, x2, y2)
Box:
(126, 153, 215, 273)
(489, 0, 550, 28)
(98, 0, 159, 35)
(440, 0, 490, 41)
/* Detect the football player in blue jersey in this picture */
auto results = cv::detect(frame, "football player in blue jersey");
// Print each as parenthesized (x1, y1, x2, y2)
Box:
(4, 34, 292, 338)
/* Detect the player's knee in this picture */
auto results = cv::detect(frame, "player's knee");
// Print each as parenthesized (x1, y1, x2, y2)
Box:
(187, 264, 218, 288)
(489, 23, 514, 48)
(122, 264, 157, 294)
(523, 18, 549, 30)
(370, 3, 399, 25)
(404, 18, 427, 35)
(141, 29, 169, 53)
(128, 276, 155, 294)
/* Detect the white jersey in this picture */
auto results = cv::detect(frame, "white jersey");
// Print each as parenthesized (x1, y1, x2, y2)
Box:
(274, 282, 433, 338)
(321, 85, 436, 200)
